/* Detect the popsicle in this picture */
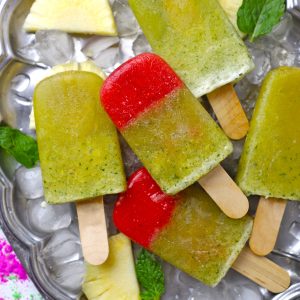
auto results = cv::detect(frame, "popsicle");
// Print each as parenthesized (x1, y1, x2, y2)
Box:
(128, 0, 254, 139)
(236, 67, 300, 255)
(113, 168, 290, 292)
(34, 71, 126, 264)
(101, 53, 249, 219)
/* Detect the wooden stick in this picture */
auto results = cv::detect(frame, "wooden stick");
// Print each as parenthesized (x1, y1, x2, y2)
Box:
(232, 246, 290, 293)
(249, 197, 287, 256)
(207, 84, 249, 140)
(76, 197, 109, 265)
(198, 165, 249, 219)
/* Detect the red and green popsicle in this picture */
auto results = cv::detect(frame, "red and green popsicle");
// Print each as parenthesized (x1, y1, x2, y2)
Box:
(101, 53, 249, 218)
(114, 168, 252, 286)
(113, 168, 291, 292)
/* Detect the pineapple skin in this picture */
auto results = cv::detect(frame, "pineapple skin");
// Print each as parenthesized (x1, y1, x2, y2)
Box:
(24, 0, 117, 36)
(83, 234, 140, 300)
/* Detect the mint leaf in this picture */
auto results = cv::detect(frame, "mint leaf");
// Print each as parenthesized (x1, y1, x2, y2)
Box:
(0, 126, 39, 168)
(136, 249, 165, 300)
(237, 0, 285, 41)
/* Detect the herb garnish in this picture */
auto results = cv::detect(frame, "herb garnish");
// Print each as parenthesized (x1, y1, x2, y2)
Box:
(0, 126, 39, 168)
(136, 249, 165, 300)
(237, 0, 285, 41)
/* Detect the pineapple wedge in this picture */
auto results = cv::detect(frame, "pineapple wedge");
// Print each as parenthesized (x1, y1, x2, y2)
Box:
(82, 234, 140, 300)
(24, 0, 117, 36)
(29, 61, 105, 129)
(218, 0, 244, 36)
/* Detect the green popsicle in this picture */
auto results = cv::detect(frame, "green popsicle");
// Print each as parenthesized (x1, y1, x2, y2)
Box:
(128, 0, 254, 97)
(34, 71, 126, 204)
(237, 67, 300, 200)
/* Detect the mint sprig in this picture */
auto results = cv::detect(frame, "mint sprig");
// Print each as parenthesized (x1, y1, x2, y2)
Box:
(237, 0, 285, 41)
(136, 249, 165, 300)
(0, 126, 39, 168)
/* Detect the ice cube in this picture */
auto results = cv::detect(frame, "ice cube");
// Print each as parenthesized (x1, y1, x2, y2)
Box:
(27, 198, 73, 234)
(53, 260, 85, 293)
(119, 37, 135, 64)
(82, 36, 120, 60)
(246, 44, 271, 85)
(94, 47, 119, 70)
(270, 13, 300, 51)
(34, 30, 75, 66)
(41, 228, 84, 293)
(15, 166, 44, 199)
(42, 228, 84, 293)
(41, 228, 82, 266)
(235, 78, 260, 119)
(162, 265, 187, 299)
(286, 21, 300, 49)
(133, 33, 152, 56)
(113, 0, 139, 37)
(235, 78, 254, 102)
(270, 13, 294, 42)
(270, 47, 297, 68)
(17, 38, 40, 63)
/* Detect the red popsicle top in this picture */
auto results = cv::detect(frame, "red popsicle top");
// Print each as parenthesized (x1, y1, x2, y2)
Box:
(113, 168, 177, 248)
(100, 53, 183, 129)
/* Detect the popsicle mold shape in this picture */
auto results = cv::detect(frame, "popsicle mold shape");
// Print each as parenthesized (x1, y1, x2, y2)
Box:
(237, 67, 300, 200)
(34, 71, 126, 204)
(101, 53, 232, 195)
(237, 67, 300, 256)
(114, 168, 253, 286)
(128, 0, 254, 98)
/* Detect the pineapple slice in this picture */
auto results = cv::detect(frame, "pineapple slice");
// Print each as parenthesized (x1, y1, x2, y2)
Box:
(218, 0, 244, 36)
(82, 234, 140, 300)
(29, 61, 105, 129)
(24, 0, 117, 36)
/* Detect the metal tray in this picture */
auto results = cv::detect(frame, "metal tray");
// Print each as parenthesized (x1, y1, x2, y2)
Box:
(0, 0, 300, 299)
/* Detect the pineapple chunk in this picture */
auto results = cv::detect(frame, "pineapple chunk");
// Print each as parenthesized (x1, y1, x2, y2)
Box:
(83, 234, 140, 300)
(29, 61, 105, 129)
(24, 0, 117, 36)
(218, 0, 244, 37)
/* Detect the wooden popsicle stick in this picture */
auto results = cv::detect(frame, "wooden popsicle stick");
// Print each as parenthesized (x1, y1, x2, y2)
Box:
(232, 246, 290, 293)
(198, 164, 249, 219)
(76, 197, 109, 265)
(249, 197, 287, 256)
(207, 84, 249, 140)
